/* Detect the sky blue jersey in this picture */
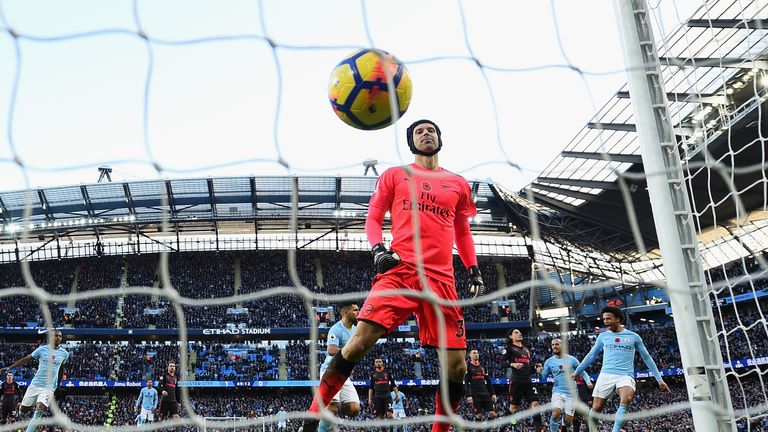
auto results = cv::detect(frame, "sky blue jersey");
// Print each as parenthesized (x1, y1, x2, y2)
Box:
(391, 390, 406, 410)
(277, 410, 287, 422)
(136, 387, 158, 410)
(574, 328, 663, 381)
(30, 345, 69, 391)
(541, 354, 591, 395)
(321, 320, 356, 373)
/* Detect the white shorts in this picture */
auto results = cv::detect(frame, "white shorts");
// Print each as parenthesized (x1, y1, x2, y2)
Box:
(551, 392, 575, 416)
(21, 385, 54, 408)
(592, 373, 635, 399)
(393, 408, 406, 419)
(278, 421, 287, 428)
(330, 377, 359, 405)
(139, 407, 155, 421)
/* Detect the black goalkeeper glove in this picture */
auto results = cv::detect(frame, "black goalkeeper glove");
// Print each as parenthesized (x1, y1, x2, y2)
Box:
(372, 243, 401, 274)
(468, 265, 485, 298)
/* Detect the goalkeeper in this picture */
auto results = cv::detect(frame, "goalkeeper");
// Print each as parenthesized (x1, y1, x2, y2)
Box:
(307, 119, 485, 432)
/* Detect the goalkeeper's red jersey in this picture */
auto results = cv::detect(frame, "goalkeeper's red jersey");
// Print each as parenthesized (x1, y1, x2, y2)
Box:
(368, 163, 476, 284)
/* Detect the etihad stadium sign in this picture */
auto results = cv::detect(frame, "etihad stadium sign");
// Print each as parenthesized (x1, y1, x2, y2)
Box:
(202, 328, 272, 335)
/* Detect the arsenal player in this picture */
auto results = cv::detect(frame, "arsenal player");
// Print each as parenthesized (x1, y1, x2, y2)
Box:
(464, 349, 497, 422)
(504, 329, 543, 430)
(368, 358, 398, 431)
(306, 119, 485, 432)
(1, 373, 21, 424)
(157, 362, 181, 429)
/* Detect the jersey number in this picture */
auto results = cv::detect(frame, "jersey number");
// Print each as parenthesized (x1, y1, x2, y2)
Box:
(455, 319, 465, 338)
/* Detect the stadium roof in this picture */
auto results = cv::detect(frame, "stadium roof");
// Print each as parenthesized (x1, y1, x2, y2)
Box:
(526, 3, 768, 257)
(0, 175, 514, 244)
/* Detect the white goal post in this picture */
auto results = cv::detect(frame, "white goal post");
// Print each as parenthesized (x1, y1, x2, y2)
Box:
(203, 416, 257, 432)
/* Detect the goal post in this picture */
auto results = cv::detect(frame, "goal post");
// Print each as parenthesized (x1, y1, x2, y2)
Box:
(615, 1, 735, 430)
(202, 416, 254, 432)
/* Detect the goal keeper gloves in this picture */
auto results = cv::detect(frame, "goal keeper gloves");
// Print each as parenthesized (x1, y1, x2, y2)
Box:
(468, 265, 485, 298)
(372, 243, 401, 274)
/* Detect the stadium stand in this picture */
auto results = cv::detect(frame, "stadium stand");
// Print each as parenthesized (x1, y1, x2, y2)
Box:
(0, 252, 533, 329)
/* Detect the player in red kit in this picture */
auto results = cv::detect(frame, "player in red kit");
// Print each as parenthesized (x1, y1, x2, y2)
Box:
(306, 119, 485, 432)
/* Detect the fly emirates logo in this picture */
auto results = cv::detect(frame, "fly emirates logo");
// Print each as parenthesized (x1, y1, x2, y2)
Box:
(401, 191, 451, 218)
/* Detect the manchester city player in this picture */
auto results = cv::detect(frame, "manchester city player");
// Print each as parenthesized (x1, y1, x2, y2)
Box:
(135, 379, 158, 426)
(0, 329, 69, 432)
(537, 338, 592, 432)
(573, 306, 669, 432)
(318, 301, 361, 432)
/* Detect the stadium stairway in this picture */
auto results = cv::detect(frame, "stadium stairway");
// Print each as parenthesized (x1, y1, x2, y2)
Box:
(495, 263, 506, 290)
(314, 257, 324, 291)
(234, 256, 242, 308)
(110, 352, 121, 380)
(149, 258, 161, 330)
(189, 349, 197, 380)
(278, 347, 288, 380)
(62, 264, 82, 329)
(115, 256, 129, 328)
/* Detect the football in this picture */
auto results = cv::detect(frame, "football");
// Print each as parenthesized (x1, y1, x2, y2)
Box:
(328, 48, 412, 130)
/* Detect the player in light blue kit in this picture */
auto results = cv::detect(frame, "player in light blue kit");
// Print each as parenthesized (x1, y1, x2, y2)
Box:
(573, 306, 669, 432)
(391, 388, 408, 432)
(134, 379, 158, 426)
(277, 407, 288, 431)
(318, 301, 361, 432)
(0, 329, 69, 432)
(537, 338, 592, 432)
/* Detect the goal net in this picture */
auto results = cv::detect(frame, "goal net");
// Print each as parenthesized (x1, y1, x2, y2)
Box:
(0, 0, 766, 431)
(203, 416, 249, 432)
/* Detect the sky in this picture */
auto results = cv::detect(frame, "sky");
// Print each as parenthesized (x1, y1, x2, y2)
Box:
(0, 0, 702, 194)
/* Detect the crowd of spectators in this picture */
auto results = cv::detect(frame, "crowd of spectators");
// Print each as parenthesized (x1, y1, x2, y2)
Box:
(0, 296, 42, 329)
(2, 319, 767, 383)
(1, 248, 767, 334)
(707, 252, 768, 298)
(0, 251, 534, 330)
(0, 260, 77, 294)
(284, 340, 320, 380)
(118, 254, 160, 328)
(58, 257, 120, 327)
(0, 258, 118, 328)
(121, 253, 237, 328)
(715, 307, 768, 362)
(0, 342, 115, 381)
(7, 374, 768, 431)
(192, 342, 281, 381)
(314, 251, 374, 295)
(504, 259, 532, 321)
(352, 340, 417, 382)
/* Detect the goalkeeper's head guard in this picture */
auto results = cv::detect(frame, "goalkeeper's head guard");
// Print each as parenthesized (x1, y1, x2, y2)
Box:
(407, 119, 442, 156)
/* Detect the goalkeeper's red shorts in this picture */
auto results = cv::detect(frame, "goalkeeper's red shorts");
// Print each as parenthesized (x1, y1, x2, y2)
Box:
(357, 263, 467, 349)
